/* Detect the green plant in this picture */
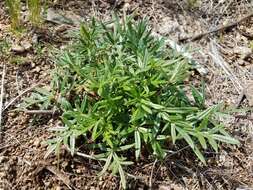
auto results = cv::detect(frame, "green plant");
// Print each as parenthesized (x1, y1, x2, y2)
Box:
(27, 0, 41, 25)
(250, 41, 253, 50)
(21, 16, 239, 189)
(9, 55, 28, 65)
(0, 39, 10, 55)
(187, 0, 201, 8)
(5, 0, 21, 30)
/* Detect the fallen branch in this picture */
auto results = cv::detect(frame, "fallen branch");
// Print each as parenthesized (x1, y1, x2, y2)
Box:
(45, 165, 72, 189)
(24, 109, 57, 115)
(126, 173, 147, 181)
(149, 159, 157, 189)
(209, 41, 243, 94)
(180, 13, 253, 42)
(4, 82, 42, 111)
(0, 64, 6, 137)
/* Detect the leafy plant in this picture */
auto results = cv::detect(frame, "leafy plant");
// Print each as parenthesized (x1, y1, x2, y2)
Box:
(27, 0, 41, 25)
(21, 15, 239, 189)
(187, 0, 201, 8)
(5, 0, 21, 30)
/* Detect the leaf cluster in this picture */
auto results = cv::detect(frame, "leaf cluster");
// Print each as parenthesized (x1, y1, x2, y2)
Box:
(21, 15, 239, 189)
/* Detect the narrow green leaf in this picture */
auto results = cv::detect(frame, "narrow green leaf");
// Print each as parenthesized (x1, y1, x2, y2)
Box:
(69, 135, 75, 156)
(176, 127, 195, 149)
(118, 163, 126, 189)
(212, 134, 239, 145)
(134, 130, 141, 160)
(98, 151, 113, 176)
(196, 132, 207, 149)
(141, 104, 152, 114)
(193, 147, 206, 165)
(165, 107, 198, 114)
(118, 143, 135, 151)
(171, 123, 176, 144)
(44, 143, 57, 159)
(191, 86, 204, 106)
(206, 136, 218, 152)
(197, 115, 209, 130)
(141, 99, 164, 110)
(188, 105, 217, 121)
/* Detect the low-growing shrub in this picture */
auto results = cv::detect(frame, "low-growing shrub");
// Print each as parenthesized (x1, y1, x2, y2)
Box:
(5, 0, 41, 30)
(27, 0, 41, 25)
(5, 0, 21, 30)
(20, 15, 239, 189)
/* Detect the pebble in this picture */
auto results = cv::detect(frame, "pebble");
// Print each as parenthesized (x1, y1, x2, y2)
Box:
(22, 41, 32, 51)
(44, 181, 51, 187)
(76, 168, 82, 174)
(11, 45, 25, 53)
(21, 6, 26, 11)
(0, 172, 6, 178)
(245, 81, 253, 106)
(234, 46, 252, 60)
(55, 24, 69, 34)
(0, 156, 6, 163)
(46, 8, 73, 25)
(34, 66, 41, 72)
(32, 34, 39, 45)
(33, 138, 41, 147)
(61, 161, 68, 168)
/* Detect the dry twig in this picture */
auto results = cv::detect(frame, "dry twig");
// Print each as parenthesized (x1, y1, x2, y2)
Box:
(4, 82, 42, 111)
(209, 40, 243, 94)
(180, 13, 253, 42)
(0, 64, 6, 136)
(24, 109, 56, 115)
(46, 165, 72, 189)
(149, 159, 158, 189)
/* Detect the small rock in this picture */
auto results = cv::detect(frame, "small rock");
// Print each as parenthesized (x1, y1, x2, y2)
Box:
(44, 181, 51, 187)
(31, 62, 36, 68)
(245, 81, 253, 106)
(0, 156, 6, 163)
(76, 168, 82, 174)
(11, 45, 25, 53)
(34, 66, 41, 72)
(238, 59, 245, 66)
(0, 172, 6, 178)
(22, 41, 32, 51)
(46, 8, 73, 25)
(32, 34, 39, 44)
(4, 164, 10, 171)
(23, 12, 29, 23)
(61, 161, 68, 168)
(236, 187, 253, 190)
(33, 138, 41, 147)
(21, 6, 26, 11)
(159, 185, 171, 190)
(55, 24, 69, 34)
(234, 46, 252, 60)
(65, 11, 84, 26)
